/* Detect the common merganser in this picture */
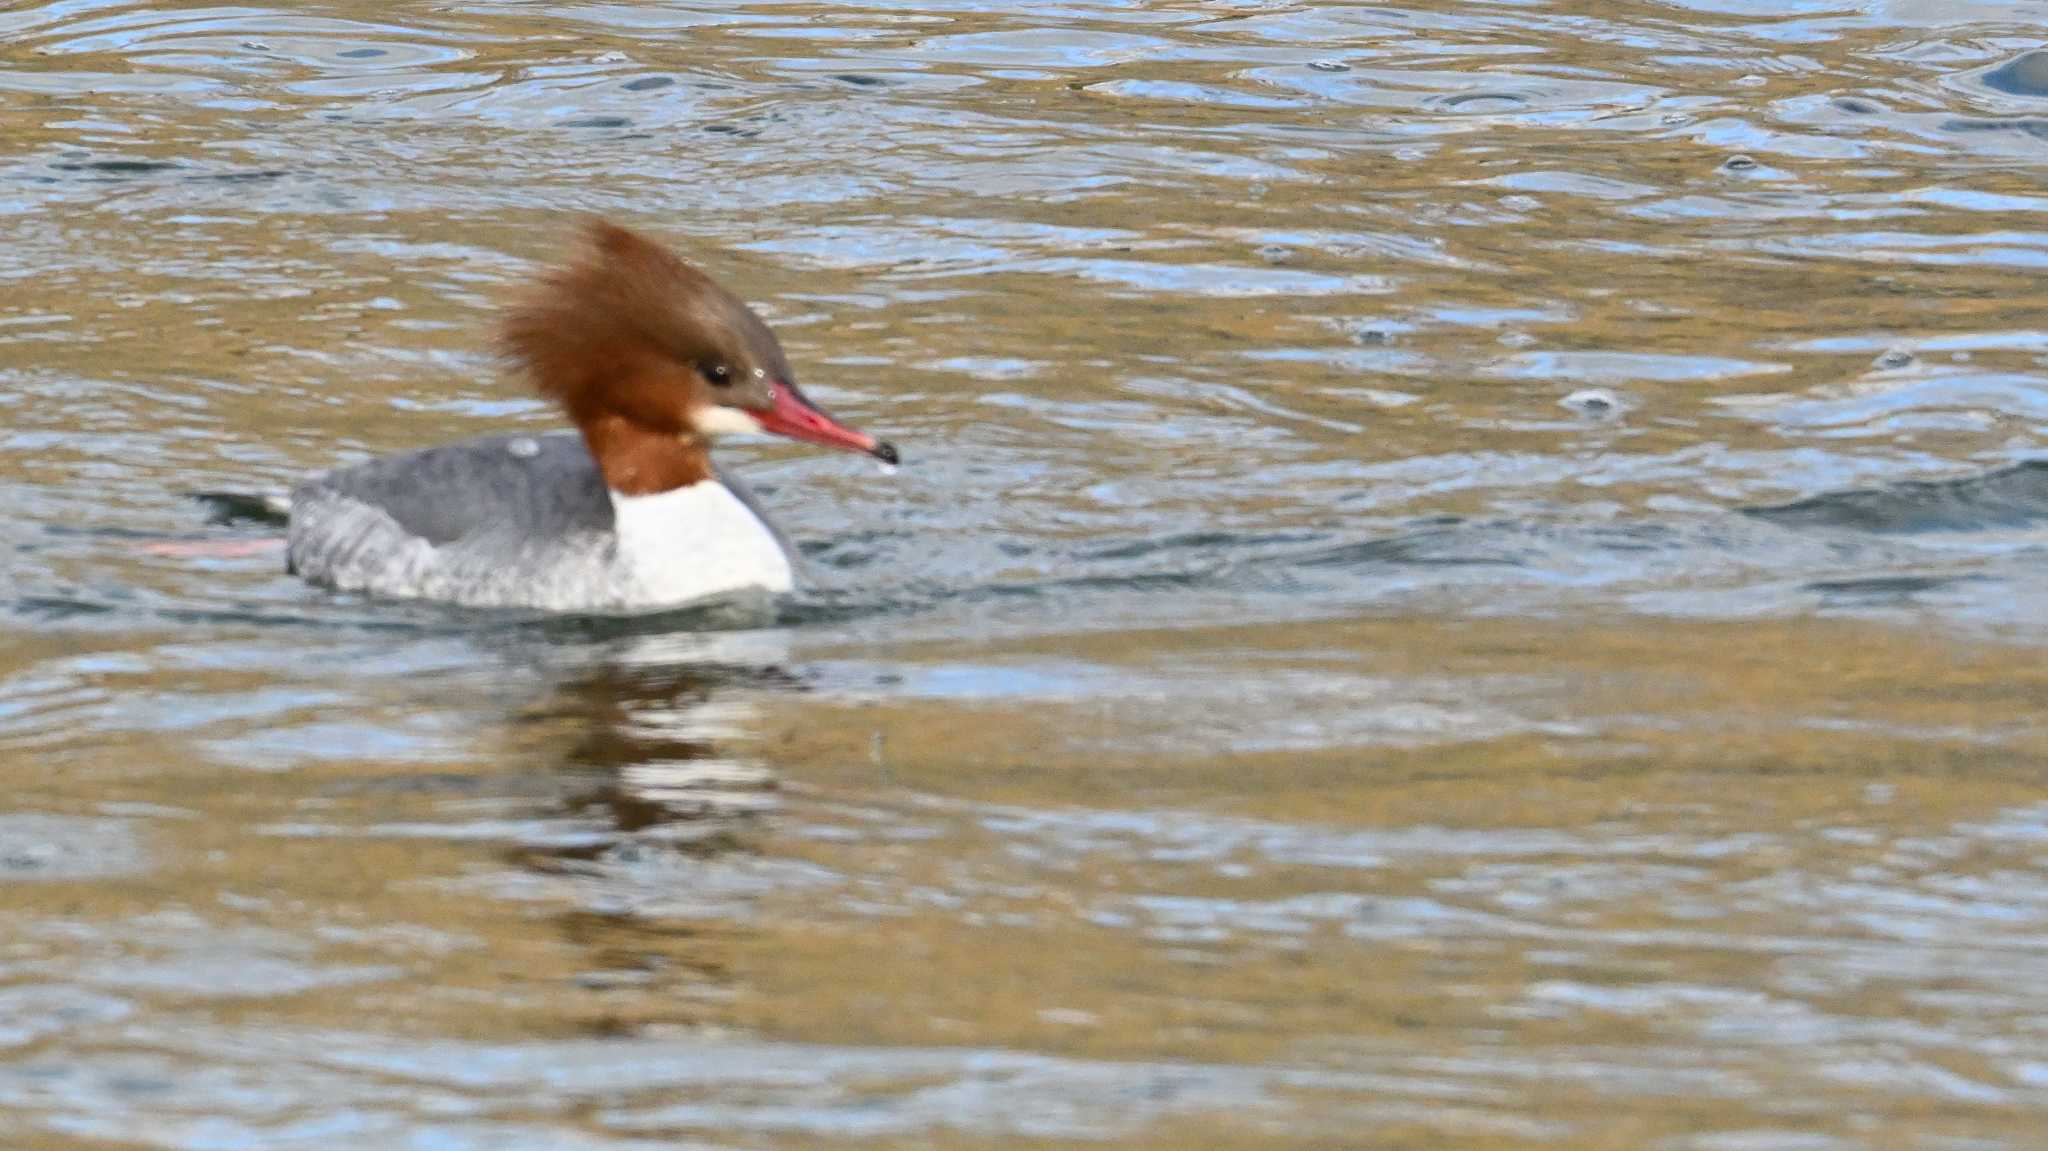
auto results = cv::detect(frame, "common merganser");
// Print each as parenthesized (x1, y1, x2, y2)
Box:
(285, 220, 898, 613)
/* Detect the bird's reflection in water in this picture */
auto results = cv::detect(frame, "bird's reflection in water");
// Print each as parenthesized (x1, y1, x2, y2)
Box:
(517, 628, 799, 863)
(491, 629, 808, 1029)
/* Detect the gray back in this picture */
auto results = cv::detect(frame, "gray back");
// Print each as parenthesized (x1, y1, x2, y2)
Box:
(297, 431, 614, 546)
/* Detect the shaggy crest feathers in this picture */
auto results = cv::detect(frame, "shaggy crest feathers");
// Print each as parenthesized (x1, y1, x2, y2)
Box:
(499, 220, 789, 427)
(495, 220, 794, 496)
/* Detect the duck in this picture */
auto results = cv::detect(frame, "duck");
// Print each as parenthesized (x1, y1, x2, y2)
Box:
(284, 219, 897, 613)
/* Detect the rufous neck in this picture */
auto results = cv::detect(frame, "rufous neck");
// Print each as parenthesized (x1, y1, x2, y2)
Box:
(576, 413, 713, 496)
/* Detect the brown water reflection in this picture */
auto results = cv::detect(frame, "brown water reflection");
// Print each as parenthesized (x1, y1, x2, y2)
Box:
(5, 0, 2048, 1147)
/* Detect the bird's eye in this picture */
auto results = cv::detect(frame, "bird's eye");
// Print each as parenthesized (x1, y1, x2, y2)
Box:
(703, 363, 733, 387)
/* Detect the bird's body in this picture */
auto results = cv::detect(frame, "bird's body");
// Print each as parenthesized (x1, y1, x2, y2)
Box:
(287, 431, 791, 611)
(278, 221, 896, 613)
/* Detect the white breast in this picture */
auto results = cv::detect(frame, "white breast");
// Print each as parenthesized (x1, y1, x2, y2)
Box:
(608, 481, 794, 606)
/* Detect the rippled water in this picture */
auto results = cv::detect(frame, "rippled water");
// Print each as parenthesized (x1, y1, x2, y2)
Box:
(4, 1, 2048, 1147)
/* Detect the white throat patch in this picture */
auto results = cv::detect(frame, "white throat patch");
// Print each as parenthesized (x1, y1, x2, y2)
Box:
(692, 406, 766, 439)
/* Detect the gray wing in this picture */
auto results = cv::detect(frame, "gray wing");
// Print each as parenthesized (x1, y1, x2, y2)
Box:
(294, 431, 614, 545)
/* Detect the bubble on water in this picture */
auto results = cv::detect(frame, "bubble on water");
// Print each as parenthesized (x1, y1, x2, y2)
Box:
(1874, 349, 1915, 370)
(1561, 388, 1625, 419)
(1721, 154, 1759, 172)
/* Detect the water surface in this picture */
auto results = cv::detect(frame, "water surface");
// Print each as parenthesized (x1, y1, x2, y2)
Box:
(3, 1, 2048, 1147)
